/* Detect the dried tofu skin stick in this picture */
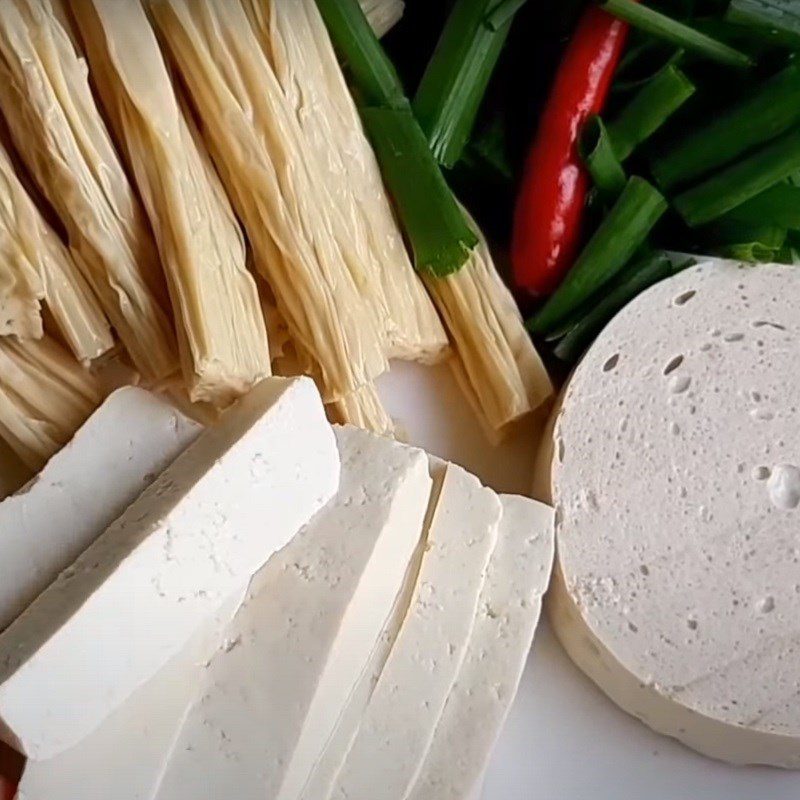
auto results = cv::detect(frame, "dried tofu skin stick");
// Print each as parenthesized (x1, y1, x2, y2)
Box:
(0, 334, 103, 470)
(327, 383, 394, 436)
(252, 0, 447, 364)
(0, 141, 113, 362)
(150, 0, 387, 402)
(0, 0, 178, 383)
(359, 0, 405, 37)
(423, 224, 553, 436)
(71, 0, 271, 408)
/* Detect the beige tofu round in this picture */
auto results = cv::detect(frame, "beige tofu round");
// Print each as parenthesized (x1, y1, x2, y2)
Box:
(544, 260, 800, 768)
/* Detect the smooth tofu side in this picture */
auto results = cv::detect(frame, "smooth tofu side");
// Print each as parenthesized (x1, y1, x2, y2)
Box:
(17, 588, 247, 800)
(152, 426, 434, 800)
(0, 377, 339, 760)
(328, 461, 502, 800)
(406, 494, 555, 800)
(0, 387, 201, 634)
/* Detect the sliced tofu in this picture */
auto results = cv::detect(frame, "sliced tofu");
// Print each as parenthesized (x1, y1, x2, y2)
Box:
(0, 386, 200, 634)
(405, 495, 555, 800)
(327, 460, 501, 800)
(0, 376, 339, 760)
(153, 426, 433, 800)
(17, 591, 244, 800)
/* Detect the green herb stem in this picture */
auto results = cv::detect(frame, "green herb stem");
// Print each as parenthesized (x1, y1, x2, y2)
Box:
(529, 177, 668, 334)
(316, 0, 478, 274)
(413, 0, 526, 169)
(580, 117, 627, 196)
(674, 128, 800, 227)
(606, 65, 695, 161)
(652, 65, 800, 190)
(599, 0, 755, 69)
(721, 183, 800, 229)
(725, 0, 800, 51)
(362, 107, 478, 275)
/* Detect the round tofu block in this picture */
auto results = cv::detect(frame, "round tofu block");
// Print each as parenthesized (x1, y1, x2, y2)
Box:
(546, 260, 800, 768)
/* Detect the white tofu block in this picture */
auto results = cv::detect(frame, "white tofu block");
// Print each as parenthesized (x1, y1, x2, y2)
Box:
(153, 426, 433, 800)
(406, 494, 555, 800)
(0, 377, 339, 760)
(328, 461, 501, 800)
(0, 387, 201, 633)
(17, 589, 245, 800)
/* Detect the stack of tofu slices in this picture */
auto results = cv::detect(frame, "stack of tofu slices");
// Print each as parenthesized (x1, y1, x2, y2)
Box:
(0, 377, 553, 799)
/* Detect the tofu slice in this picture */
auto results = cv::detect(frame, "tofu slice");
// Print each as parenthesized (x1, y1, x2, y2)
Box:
(17, 590, 245, 800)
(0, 386, 200, 634)
(153, 426, 433, 800)
(327, 461, 501, 800)
(405, 495, 555, 800)
(0, 376, 339, 760)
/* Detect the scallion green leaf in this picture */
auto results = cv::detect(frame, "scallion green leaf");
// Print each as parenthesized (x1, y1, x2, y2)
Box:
(674, 128, 800, 226)
(529, 177, 668, 334)
(316, 0, 478, 275)
(413, 0, 526, 169)
(580, 117, 627, 196)
(362, 107, 479, 275)
(606, 65, 695, 161)
(599, 0, 755, 69)
(725, 0, 800, 51)
(652, 65, 800, 190)
(720, 183, 800, 229)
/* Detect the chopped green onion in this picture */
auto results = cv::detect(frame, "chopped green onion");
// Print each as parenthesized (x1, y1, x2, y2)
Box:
(599, 0, 755, 69)
(529, 177, 668, 334)
(674, 128, 800, 226)
(721, 183, 800, 229)
(486, 0, 527, 30)
(707, 218, 787, 248)
(580, 117, 627, 196)
(316, 0, 478, 275)
(552, 253, 692, 362)
(362, 107, 478, 275)
(725, 0, 800, 51)
(314, 0, 405, 107)
(413, 0, 526, 169)
(652, 65, 800, 190)
(718, 239, 787, 262)
(606, 65, 695, 161)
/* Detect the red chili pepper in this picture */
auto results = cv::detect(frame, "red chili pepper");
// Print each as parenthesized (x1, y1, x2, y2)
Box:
(0, 776, 15, 800)
(512, 5, 631, 296)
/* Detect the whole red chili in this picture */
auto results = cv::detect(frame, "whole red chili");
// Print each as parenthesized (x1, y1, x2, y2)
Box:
(512, 5, 631, 295)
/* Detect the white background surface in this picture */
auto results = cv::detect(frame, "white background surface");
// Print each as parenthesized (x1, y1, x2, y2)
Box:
(379, 360, 800, 800)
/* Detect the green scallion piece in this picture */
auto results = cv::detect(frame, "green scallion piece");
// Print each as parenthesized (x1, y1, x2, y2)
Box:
(721, 183, 800, 229)
(725, 0, 800, 51)
(316, 0, 478, 275)
(413, 0, 526, 169)
(599, 0, 754, 69)
(362, 107, 479, 275)
(553, 253, 691, 362)
(652, 65, 800, 190)
(606, 65, 695, 161)
(529, 177, 668, 334)
(580, 117, 627, 196)
(719, 239, 787, 262)
(674, 128, 800, 227)
(486, 0, 527, 31)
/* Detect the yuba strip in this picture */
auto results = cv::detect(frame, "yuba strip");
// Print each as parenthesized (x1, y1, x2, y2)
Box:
(0, 141, 113, 363)
(327, 383, 395, 436)
(359, 0, 404, 37)
(0, 334, 103, 470)
(425, 220, 553, 437)
(150, 0, 387, 402)
(71, 0, 271, 407)
(253, 0, 448, 364)
(0, 0, 177, 382)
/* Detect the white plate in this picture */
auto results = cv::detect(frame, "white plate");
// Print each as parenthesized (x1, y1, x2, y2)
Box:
(378, 361, 800, 800)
